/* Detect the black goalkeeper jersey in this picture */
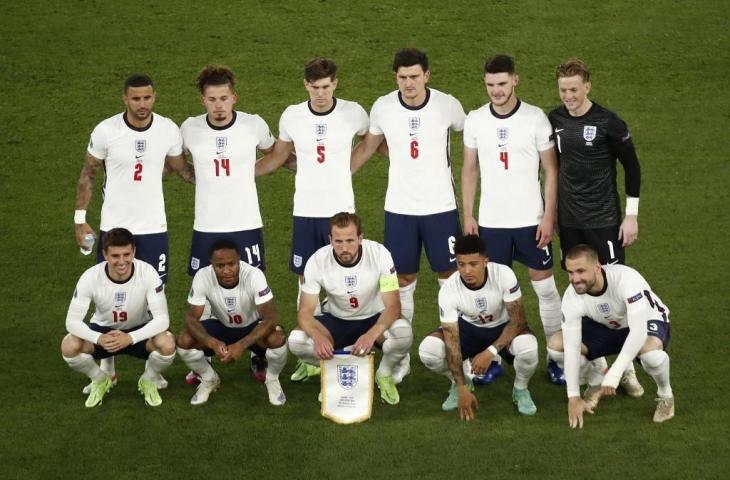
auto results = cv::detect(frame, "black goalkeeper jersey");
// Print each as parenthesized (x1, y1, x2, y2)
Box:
(548, 102, 640, 229)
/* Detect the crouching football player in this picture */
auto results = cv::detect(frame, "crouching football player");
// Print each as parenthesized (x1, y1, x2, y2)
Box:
(548, 244, 674, 427)
(176, 239, 288, 406)
(61, 228, 176, 408)
(418, 234, 539, 420)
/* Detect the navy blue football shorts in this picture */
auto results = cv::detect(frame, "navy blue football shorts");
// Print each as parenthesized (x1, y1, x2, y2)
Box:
(478, 225, 553, 270)
(188, 228, 265, 276)
(384, 209, 460, 274)
(290, 216, 332, 275)
(89, 323, 154, 360)
(200, 318, 266, 357)
(582, 316, 671, 360)
(316, 312, 381, 350)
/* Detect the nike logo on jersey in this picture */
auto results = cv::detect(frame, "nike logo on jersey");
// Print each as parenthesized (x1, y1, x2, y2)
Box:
(498, 143, 507, 148)
(135, 154, 144, 159)
(409, 132, 418, 136)
(316, 138, 326, 142)
(346, 290, 357, 295)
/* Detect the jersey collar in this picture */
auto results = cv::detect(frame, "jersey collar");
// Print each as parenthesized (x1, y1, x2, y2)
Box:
(588, 268, 609, 297)
(398, 88, 431, 111)
(206, 111, 237, 130)
(459, 271, 488, 291)
(333, 246, 363, 268)
(489, 99, 521, 119)
(104, 262, 135, 284)
(123, 112, 154, 132)
(307, 97, 337, 116)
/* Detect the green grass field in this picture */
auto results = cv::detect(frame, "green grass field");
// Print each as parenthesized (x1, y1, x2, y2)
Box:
(2, 1, 729, 478)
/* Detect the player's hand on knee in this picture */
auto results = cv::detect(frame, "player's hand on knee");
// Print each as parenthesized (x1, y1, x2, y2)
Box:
(471, 351, 493, 376)
(206, 337, 229, 361)
(352, 334, 375, 356)
(225, 342, 245, 363)
(313, 337, 334, 360)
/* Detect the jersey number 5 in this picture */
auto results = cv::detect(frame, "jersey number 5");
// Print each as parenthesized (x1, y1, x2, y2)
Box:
(317, 145, 325, 163)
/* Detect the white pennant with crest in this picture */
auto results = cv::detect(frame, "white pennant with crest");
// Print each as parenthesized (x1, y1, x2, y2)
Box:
(321, 352, 373, 424)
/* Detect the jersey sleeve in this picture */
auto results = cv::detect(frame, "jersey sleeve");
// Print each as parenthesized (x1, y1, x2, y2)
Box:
(187, 270, 208, 306)
(449, 95, 466, 132)
(463, 112, 478, 149)
(534, 109, 555, 152)
(368, 99, 383, 135)
(560, 291, 585, 397)
(87, 123, 108, 160)
(377, 245, 399, 293)
(255, 115, 276, 150)
(607, 113, 641, 198)
(278, 108, 292, 142)
(128, 269, 169, 345)
(352, 103, 370, 136)
(166, 120, 184, 156)
(249, 268, 274, 305)
(497, 265, 522, 303)
(65, 271, 102, 344)
(438, 282, 459, 324)
(300, 256, 323, 296)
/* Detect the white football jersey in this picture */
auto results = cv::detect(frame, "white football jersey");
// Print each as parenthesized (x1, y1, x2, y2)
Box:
(561, 264, 670, 395)
(301, 239, 398, 320)
(438, 262, 522, 329)
(188, 261, 274, 329)
(463, 100, 554, 228)
(561, 264, 669, 331)
(181, 111, 275, 232)
(66, 259, 169, 345)
(369, 88, 465, 215)
(87, 113, 183, 234)
(279, 99, 369, 217)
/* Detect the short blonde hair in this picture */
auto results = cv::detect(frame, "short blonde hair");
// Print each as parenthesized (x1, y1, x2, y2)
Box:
(555, 58, 590, 82)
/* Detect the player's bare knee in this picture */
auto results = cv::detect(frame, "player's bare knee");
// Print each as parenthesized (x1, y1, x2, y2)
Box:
(547, 332, 564, 351)
(398, 274, 417, 287)
(60, 334, 84, 357)
(528, 268, 553, 282)
(265, 327, 287, 349)
(639, 335, 663, 355)
(176, 329, 195, 349)
(152, 331, 176, 355)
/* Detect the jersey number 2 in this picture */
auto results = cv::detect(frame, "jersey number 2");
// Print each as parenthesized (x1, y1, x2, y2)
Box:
(133, 163, 143, 181)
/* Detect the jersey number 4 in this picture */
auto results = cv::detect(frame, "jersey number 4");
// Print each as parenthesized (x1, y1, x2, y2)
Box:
(499, 151, 509, 170)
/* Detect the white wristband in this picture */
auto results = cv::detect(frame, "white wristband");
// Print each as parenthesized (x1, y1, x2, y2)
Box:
(625, 197, 639, 216)
(74, 210, 87, 224)
(487, 345, 498, 356)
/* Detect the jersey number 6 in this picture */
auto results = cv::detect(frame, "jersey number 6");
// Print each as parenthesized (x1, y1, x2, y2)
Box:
(410, 140, 419, 159)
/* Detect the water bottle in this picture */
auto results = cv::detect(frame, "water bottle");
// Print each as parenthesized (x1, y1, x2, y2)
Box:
(80, 233, 95, 255)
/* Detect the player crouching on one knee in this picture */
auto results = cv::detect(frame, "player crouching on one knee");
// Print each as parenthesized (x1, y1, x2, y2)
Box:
(287, 212, 413, 405)
(418, 234, 539, 421)
(176, 239, 288, 406)
(61, 228, 176, 408)
(547, 244, 674, 428)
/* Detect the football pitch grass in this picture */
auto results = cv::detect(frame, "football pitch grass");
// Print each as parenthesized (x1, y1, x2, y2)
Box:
(2, 1, 728, 478)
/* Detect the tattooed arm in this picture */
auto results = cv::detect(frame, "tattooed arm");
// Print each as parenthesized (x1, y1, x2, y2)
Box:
(441, 323, 478, 421)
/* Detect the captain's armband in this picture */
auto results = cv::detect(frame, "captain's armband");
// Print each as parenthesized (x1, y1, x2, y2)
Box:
(379, 275, 399, 293)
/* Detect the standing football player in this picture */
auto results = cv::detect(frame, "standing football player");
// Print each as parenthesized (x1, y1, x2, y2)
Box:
(548, 244, 673, 427)
(61, 228, 176, 408)
(180, 65, 276, 384)
(350, 48, 466, 383)
(254, 58, 368, 384)
(73, 73, 193, 390)
(548, 58, 644, 396)
(461, 54, 563, 384)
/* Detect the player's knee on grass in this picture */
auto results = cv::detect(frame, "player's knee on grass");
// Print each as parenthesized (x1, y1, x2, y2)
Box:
(150, 331, 176, 356)
(547, 331, 564, 352)
(418, 335, 447, 372)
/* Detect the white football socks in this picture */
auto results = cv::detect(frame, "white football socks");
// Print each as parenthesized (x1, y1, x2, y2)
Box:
(64, 353, 105, 382)
(531, 276, 562, 339)
(265, 343, 288, 382)
(399, 280, 416, 323)
(142, 351, 175, 381)
(640, 350, 672, 398)
(287, 330, 319, 366)
(377, 319, 413, 376)
(178, 347, 216, 381)
(511, 334, 538, 390)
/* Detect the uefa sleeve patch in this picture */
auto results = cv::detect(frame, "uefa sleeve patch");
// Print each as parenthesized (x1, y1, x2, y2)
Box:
(379, 275, 399, 292)
(155, 284, 164, 293)
(627, 292, 643, 304)
(258, 286, 271, 297)
(509, 283, 520, 294)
